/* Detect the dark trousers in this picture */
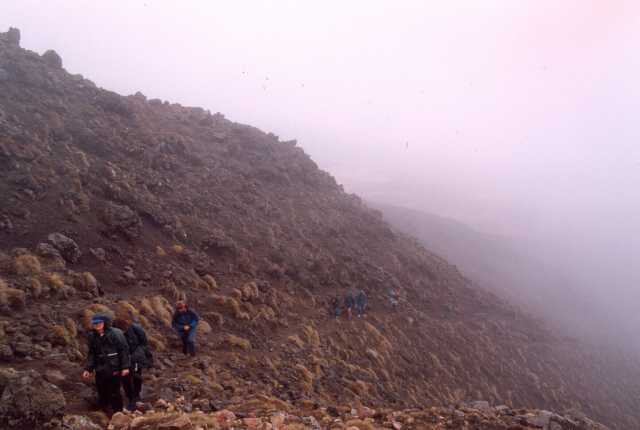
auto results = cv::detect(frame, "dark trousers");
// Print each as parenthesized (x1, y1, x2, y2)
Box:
(95, 371, 123, 412)
(122, 367, 143, 404)
(179, 330, 196, 356)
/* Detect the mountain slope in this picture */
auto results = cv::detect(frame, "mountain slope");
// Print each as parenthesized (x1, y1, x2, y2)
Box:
(368, 202, 621, 344)
(0, 28, 638, 429)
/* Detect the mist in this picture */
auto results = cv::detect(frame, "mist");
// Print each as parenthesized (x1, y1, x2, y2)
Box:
(3, 1, 639, 348)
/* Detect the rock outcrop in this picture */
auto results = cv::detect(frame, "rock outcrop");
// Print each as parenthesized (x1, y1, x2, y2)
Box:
(0, 368, 66, 427)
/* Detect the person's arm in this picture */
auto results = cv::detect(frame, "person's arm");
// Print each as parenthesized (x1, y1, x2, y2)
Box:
(189, 310, 199, 329)
(85, 336, 96, 371)
(171, 312, 181, 332)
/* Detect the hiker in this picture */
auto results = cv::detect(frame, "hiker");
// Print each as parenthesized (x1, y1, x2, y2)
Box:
(344, 291, 355, 320)
(172, 300, 199, 356)
(329, 294, 341, 318)
(113, 316, 152, 410)
(82, 314, 130, 412)
(355, 289, 367, 318)
(389, 288, 400, 310)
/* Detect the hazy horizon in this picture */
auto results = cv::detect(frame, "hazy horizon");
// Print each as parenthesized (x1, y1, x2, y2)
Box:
(3, 1, 639, 347)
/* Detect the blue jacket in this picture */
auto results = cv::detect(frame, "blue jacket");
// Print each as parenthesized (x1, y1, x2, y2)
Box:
(172, 309, 199, 333)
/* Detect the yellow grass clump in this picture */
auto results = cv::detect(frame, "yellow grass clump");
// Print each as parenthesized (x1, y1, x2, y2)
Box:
(51, 324, 74, 346)
(0, 278, 26, 309)
(14, 254, 41, 276)
(29, 278, 42, 298)
(139, 295, 173, 327)
(202, 274, 217, 289)
(65, 317, 78, 338)
(147, 333, 167, 352)
(46, 272, 65, 290)
(303, 325, 321, 348)
(184, 373, 202, 385)
(295, 364, 314, 392)
(162, 281, 185, 302)
(212, 294, 250, 320)
(82, 272, 98, 291)
(223, 334, 251, 350)
(113, 300, 140, 324)
(288, 335, 305, 349)
(240, 281, 259, 301)
(156, 246, 167, 257)
(197, 319, 212, 335)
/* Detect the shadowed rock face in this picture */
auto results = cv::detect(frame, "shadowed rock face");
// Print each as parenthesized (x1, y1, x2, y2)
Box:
(0, 28, 637, 429)
(0, 368, 66, 427)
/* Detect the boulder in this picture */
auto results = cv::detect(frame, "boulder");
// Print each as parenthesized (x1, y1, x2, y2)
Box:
(0, 344, 13, 361)
(1, 28, 20, 46)
(62, 414, 103, 430)
(109, 411, 132, 429)
(0, 368, 66, 426)
(103, 203, 142, 240)
(44, 369, 66, 386)
(42, 50, 63, 68)
(524, 410, 553, 427)
(158, 414, 192, 429)
(47, 233, 81, 263)
(89, 248, 106, 262)
(35, 242, 66, 267)
(468, 400, 491, 413)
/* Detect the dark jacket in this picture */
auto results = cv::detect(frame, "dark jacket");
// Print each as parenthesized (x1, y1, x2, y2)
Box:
(356, 290, 367, 306)
(85, 322, 130, 374)
(330, 297, 340, 309)
(123, 323, 151, 369)
(344, 294, 355, 308)
(172, 309, 199, 333)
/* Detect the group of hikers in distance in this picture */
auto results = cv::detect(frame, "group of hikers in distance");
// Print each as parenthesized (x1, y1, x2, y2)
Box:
(81, 300, 199, 413)
(330, 287, 401, 319)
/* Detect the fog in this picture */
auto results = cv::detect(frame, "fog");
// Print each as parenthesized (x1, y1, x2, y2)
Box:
(3, 1, 639, 347)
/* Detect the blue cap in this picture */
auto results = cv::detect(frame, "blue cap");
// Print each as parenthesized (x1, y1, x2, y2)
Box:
(91, 315, 108, 325)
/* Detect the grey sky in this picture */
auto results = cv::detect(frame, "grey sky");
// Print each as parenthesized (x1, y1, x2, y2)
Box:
(3, 1, 640, 339)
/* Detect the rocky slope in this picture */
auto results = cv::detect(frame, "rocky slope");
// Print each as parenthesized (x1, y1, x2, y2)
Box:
(0, 28, 637, 429)
(367, 202, 608, 342)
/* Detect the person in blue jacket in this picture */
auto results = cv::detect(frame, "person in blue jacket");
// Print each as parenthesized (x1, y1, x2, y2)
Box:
(172, 300, 199, 356)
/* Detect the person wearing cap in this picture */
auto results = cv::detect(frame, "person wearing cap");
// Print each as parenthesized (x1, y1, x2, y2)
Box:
(82, 313, 131, 412)
(171, 301, 199, 356)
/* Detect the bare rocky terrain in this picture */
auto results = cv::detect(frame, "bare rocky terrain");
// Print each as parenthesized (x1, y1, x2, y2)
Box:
(0, 28, 636, 429)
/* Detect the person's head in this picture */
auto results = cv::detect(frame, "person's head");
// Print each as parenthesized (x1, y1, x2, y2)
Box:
(91, 314, 109, 333)
(176, 300, 187, 313)
(112, 317, 131, 331)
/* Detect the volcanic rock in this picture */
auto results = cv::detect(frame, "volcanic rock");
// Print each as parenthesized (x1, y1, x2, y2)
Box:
(47, 232, 81, 263)
(0, 368, 66, 426)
